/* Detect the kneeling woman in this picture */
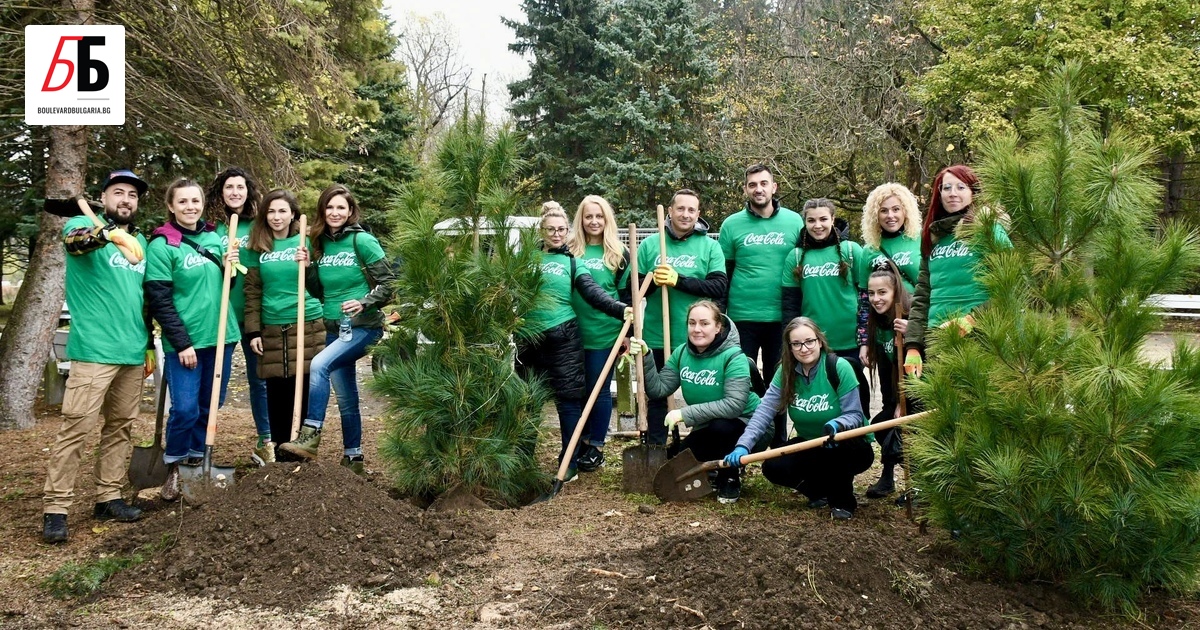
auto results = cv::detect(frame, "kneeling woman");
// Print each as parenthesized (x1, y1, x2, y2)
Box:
(724, 317, 873, 519)
(637, 300, 760, 504)
(242, 189, 326, 460)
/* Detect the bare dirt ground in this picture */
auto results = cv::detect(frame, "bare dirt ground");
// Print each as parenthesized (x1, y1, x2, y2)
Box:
(1, 333, 1198, 629)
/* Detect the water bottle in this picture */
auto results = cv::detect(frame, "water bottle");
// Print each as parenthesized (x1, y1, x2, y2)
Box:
(339, 313, 353, 342)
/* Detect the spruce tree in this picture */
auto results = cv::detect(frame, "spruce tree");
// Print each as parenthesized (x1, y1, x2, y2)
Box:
(909, 63, 1200, 612)
(371, 113, 551, 504)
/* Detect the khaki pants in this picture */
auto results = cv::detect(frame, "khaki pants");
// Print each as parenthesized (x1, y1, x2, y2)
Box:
(43, 361, 143, 514)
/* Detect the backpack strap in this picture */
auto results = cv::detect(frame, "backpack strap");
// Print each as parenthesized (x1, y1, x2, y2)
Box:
(570, 256, 577, 296)
(825, 352, 841, 391)
(178, 235, 224, 272)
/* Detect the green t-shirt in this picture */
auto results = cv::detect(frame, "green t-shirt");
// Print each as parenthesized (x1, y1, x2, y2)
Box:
(244, 234, 323, 326)
(774, 355, 858, 440)
(316, 231, 387, 321)
(781, 241, 864, 352)
(927, 224, 1012, 328)
(718, 207, 803, 322)
(216, 219, 253, 327)
(875, 327, 896, 364)
(666, 343, 760, 419)
(861, 232, 921, 295)
(62, 216, 148, 365)
(636, 233, 725, 351)
(145, 229, 240, 353)
(527, 250, 585, 335)
(571, 244, 629, 350)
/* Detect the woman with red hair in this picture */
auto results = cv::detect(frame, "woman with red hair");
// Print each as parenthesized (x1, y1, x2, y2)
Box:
(902, 165, 1011, 378)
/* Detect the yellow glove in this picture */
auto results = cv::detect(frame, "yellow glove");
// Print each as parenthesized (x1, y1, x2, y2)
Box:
(143, 349, 156, 379)
(653, 264, 678, 287)
(623, 306, 634, 324)
(903, 349, 923, 379)
(104, 226, 144, 262)
(628, 338, 649, 357)
(664, 409, 685, 429)
(940, 314, 976, 336)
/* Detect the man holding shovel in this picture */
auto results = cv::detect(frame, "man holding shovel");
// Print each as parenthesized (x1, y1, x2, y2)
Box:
(42, 169, 154, 544)
(636, 189, 727, 445)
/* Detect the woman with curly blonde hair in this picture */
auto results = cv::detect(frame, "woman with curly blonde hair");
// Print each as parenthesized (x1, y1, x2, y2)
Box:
(860, 182, 922, 295)
(567, 195, 632, 471)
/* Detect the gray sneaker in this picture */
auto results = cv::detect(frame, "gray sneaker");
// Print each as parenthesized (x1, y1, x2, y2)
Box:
(279, 426, 321, 460)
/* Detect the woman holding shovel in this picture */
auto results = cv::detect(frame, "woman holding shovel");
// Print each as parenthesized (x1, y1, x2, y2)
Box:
(567, 195, 632, 473)
(205, 167, 273, 465)
(863, 263, 912, 499)
(145, 178, 240, 501)
(242, 189, 326, 462)
(722, 317, 873, 519)
(280, 184, 396, 474)
(517, 201, 632, 481)
(632, 300, 761, 504)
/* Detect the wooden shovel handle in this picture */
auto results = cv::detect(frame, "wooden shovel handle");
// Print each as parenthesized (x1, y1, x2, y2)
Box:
(554, 272, 656, 482)
(77, 198, 141, 264)
(291, 214, 307, 442)
(655, 204, 675, 413)
(739, 411, 930, 466)
(629, 223, 649, 434)
(205, 214, 238, 448)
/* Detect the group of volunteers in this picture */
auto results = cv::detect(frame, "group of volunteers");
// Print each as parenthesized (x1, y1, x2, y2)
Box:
(522, 163, 1009, 519)
(41, 159, 1008, 543)
(41, 167, 393, 544)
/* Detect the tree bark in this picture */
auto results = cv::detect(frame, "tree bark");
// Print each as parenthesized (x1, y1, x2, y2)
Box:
(0, 125, 86, 430)
(1162, 151, 1185, 221)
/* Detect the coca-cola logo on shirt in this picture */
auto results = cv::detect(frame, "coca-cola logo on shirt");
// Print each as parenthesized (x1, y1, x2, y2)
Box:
(803, 261, 842, 278)
(742, 232, 785, 247)
(679, 366, 719, 386)
(108, 251, 145, 273)
(792, 393, 832, 413)
(542, 261, 568, 277)
(181, 252, 208, 270)
(654, 254, 698, 268)
(583, 257, 605, 271)
(259, 247, 298, 264)
(930, 240, 970, 260)
(318, 251, 358, 267)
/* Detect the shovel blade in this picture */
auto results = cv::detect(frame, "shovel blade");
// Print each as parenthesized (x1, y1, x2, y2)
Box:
(653, 448, 714, 502)
(178, 458, 235, 505)
(621, 444, 669, 494)
(127, 444, 169, 492)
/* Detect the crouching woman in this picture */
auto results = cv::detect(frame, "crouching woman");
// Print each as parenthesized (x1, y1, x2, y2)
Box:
(723, 317, 873, 519)
(635, 300, 760, 504)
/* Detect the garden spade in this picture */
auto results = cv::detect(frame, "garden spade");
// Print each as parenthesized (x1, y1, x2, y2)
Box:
(291, 214, 308, 442)
(128, 376, 169, 493)
(179, 215, 239, 504)
(654, 411, 930, 502)
(534, 272, 657, 503)
(620, 222, 667, 493)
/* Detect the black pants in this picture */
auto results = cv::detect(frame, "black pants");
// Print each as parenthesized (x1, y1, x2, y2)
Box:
(645, 348, 669, 445)
(265, 375, 310, 460)
(734, 320, 783, 383)
(667, 417, 745, 482)
(762, 436, 873, 512)
(835, 349, 871, 417)
(871, 351, 903, 466)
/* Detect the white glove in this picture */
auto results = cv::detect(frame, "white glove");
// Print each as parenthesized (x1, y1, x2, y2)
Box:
(664, 409, 685, 429)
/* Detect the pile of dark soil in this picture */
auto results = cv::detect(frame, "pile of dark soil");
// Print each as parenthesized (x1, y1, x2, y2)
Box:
(107, 462, 494, 610)
(538, 514, 1192, 629)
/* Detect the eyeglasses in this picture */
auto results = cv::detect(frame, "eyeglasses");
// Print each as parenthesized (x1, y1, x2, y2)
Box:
(789, 338, 819, 351)
(940, 183, 970, 193)
(544, 226, 568, 235)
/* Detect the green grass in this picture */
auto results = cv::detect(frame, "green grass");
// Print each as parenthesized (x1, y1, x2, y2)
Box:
(42, 533, 174, 599)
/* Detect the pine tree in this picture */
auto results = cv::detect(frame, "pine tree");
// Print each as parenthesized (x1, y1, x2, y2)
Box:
(909, 63, 1200, 613)
(371, 113, 552, 504)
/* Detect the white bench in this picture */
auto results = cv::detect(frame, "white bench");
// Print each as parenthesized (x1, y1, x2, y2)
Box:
(1146, 294, 1200, 319)
(43, 330, 166, 407)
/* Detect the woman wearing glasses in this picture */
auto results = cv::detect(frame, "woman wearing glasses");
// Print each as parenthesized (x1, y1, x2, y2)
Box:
(516, 202, 631, 480)
(721, 316, 872, 519)
(902, 165, 1011, 379)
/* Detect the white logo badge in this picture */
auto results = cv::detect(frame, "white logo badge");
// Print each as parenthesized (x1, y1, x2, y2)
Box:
(25, 25, 125, 125)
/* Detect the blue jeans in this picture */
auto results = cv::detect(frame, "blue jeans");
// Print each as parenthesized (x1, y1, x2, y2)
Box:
(241, 339, 270, 437)
(581, 349, 614, 447)
(305, 327, 382, 456)
(163, 344, 235, 464)
(556, 397, 584, 468)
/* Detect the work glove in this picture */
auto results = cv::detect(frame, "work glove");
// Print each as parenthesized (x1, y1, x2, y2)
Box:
(723, 446, 749, 468)
(940, 314, 976, 336)
(623, 306, 634, 324)
(102, 225, 144, 262)
(903, 348, 923, 379)
(224, 239, 248, 275)
(652, 264, 678, 288)
(823, 420, 839, 448)
(628, 338, 649, 357)
(664, 409, 685, 430)
(143, 349, 156, 379)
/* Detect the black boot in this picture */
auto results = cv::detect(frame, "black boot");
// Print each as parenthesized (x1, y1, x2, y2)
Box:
(42, 513, 68, 543)
(865, 463, 895, 499)
(94, 498, 142, 522)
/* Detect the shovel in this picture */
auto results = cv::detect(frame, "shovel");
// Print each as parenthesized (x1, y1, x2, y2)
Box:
(291, 214, 308, 442)
(654, 411, 930, 502)
(179, 214, 239, 503)
(657, 204, 684, 468)
(620, 222, 667, 493)
(534, 272, 656, 503)
(128, 375, 169, 493)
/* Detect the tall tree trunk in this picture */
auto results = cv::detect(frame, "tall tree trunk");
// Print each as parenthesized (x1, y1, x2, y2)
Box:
(0, 123, 86, 430)
(1162, 151, 1185, 221)
(0, 238, 5, 306)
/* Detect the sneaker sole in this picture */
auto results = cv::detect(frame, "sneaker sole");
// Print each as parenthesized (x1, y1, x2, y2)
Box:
(717, 496, 739, 505)
(278, 445, 317, 460)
